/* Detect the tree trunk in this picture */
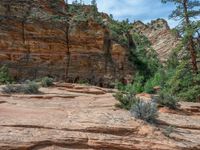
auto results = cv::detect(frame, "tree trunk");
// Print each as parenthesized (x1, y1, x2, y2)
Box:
(64, 24, 71, 81)
(183, 0, 198, 73)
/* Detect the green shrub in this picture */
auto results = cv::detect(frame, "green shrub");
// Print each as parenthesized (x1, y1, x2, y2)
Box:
(144, 80, 155, 94)
(113, 92, 137, 110)
(177, 85, 200, 102)
(2, 84, 21, 94)
(41, 77, 54, 87)
(167, 61, 200, 102)
(2, 81, 39, 94)
(114, 81, 126, 91)
(0, 65, 12, 84)
(157, 90, 178, 109)
(22, 81, 39, 94)
(115, 82, 137, 94)
(131, 73, 145, 93)
(144, 70, 164, 94)
(130, 100, 158, 123)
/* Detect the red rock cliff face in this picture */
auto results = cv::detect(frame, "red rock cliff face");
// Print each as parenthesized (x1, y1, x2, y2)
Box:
(0, 0, 133, 85)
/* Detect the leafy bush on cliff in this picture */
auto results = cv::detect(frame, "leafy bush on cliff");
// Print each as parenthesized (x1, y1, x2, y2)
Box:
(0, 65, 12, 84)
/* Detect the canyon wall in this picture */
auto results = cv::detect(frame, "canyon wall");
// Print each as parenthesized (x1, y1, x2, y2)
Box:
(0, 0, 179, 84)
(0, 0, 133, 86)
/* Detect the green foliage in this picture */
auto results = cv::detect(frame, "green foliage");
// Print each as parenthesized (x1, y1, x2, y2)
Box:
(91, 0, 97, 6)
(144, 71, 163, 93)
(2, 84, 20, 94)
(157, 90, 178, 109)
(23, 81, 39, 94)
(161, 0, 199, 73)
(77, 79, 90, 85)
(113, 92, 138, 110)
(131, 73, 145, 93)
(167, 61, 200, 102)
(2, 81, 39, 94)
(130, 100, 158, 123)
(41, 77, 54, 87)
(108, 19, 131, 46)
(129, 33, 160, 78)
(68, 1, 103, 27)
(0, 65, 12, 84)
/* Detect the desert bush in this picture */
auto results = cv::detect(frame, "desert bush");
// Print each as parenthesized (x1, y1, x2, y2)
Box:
(22, 81, 39, 94)
(130, 100, 158, 123)
(2, 84, 21, 94)
(2, 81, 39, 94)
(0, 65, 12, 84)
(113, 91, 137, 110)
(41, 77, 54, 87)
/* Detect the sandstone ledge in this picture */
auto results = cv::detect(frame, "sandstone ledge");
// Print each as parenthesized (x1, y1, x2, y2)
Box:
(0, 84, 199, 150)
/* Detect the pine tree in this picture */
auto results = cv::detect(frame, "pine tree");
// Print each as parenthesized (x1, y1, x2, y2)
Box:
(162, 0, 200, 73)
(91, 0, 97, 6)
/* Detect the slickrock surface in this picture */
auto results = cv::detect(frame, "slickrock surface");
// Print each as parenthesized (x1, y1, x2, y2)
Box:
(0, 84, 200, 150)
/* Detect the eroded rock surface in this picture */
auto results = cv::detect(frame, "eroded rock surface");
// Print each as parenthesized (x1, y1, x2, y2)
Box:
(0, 0, 132, 84)
(0, 84, 199, 150)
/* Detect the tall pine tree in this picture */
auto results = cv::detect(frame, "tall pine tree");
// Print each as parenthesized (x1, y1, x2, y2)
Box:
(162, 0, 200, 73)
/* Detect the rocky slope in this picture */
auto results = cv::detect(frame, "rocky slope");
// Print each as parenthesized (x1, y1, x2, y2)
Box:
(0, 84, 199, 150)
(132, 19, 180, 62)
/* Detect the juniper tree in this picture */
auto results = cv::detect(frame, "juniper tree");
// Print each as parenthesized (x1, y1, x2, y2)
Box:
(162, 0, 200, 73)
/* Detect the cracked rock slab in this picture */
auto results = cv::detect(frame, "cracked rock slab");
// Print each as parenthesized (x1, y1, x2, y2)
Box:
(0, 84, 200, 150)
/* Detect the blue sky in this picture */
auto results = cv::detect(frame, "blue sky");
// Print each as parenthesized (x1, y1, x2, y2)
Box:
(68, 0, 178, 28)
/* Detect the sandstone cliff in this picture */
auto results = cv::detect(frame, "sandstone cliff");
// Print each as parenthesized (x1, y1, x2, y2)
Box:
(0, 0, 133, 85)
(0, 0, 179, 84)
